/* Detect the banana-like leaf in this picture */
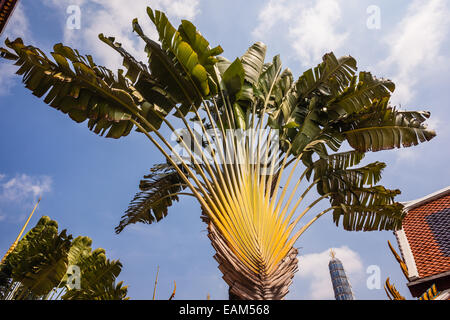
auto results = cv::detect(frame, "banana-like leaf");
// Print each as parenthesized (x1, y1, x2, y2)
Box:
(98, 34, 181, 130)
(231, 42, 269, 111)
(222, 58, 245, 99)
(267, 70, 300, 135)
(309, 152, 404, 231)
(98, 34, 149, 84)
(233, 103, 246, 129)
(147, 7, 219, 97)
(336, 202, 404, 231)
(240, 42, 267, 86)
(178, 20, 223, 69)
(324, 150, 366, 169)
(305, 150, 365, 180)
(57, 236, 93, 289)
(62, 247, 128, 300)
(342, 98, 436, 152)
(0, 38, 138, 139)
(216, 56, 232, 76)
(6, 216, 72, 297)
(67, 236, 93, 267)
(116, 163, 188, 233)
(132, 18, 204, 116)
(271, 68, 294, 111)
(327, 71, 395, 117)
(274, 53, 357, 156)
(178, 19, 223, 95)
(296, 53, 357, 98)
(256, 55, 282, 103)
(315, 159, 388, 197)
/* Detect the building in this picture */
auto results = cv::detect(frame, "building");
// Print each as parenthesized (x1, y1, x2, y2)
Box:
(395, 186, 450, 300)
(328, 249, 354, 300)
(0, 0, 19, 36)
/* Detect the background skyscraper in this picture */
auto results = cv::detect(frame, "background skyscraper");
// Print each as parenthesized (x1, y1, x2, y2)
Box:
(328, 249, 355, 300)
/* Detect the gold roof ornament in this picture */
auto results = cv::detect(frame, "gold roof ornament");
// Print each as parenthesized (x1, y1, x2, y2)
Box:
(330, 248, 336, 259)
(0, 196, 41, 264)
(0, 0, 19, 36)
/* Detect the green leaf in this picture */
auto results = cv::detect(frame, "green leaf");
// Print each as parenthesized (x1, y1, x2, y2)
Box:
(297, 53, 357, 98)
(116, 163, 188, 233)
(341, 98, 436, 152)
(309, 151, 405, 231)
(147, 7, 215, 96)
(257, 55, 282, 100)
(334, 202, 405, 231)
(178, 19, 223, 69)
(132, 18, 203, 115)
(62, 247, 128, 300)
(222, 58, 245, 98)
(1, 38, 136, 139)
(240, 42, 267, 85)
(233, 103, 246, 129)
(6, 216, 72, 297)
(327, 71, 395, 116)
(283, 121, 300, 129)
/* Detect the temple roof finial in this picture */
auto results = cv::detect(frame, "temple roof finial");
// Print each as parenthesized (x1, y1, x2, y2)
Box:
(330, 248, 336, 259)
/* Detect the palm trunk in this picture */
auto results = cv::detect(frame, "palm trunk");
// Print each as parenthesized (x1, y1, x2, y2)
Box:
(201, 211, 299, 300)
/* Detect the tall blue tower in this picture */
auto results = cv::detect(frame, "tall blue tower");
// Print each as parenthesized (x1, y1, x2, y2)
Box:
(328, 249, 354, 300)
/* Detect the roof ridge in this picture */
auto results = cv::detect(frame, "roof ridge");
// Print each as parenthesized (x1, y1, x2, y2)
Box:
(403, 186, 450, 211)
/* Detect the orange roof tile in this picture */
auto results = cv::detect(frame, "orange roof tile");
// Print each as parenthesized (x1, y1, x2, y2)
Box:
(403, 194, 450, 278)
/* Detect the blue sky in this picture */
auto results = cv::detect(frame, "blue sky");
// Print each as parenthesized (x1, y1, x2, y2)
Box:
(0, 0, 449, 300)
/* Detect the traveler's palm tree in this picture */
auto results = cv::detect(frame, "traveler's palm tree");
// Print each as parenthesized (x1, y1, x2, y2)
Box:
(0, 8, 436, 299)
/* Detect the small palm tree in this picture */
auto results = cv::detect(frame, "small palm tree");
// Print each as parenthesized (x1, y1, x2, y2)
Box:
(1, 215, 128, 300)
(0, 7, 436, 299)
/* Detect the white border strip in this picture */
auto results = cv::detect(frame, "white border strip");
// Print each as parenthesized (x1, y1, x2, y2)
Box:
(403, 186, 450, 211)
(395, 228, 419, 279)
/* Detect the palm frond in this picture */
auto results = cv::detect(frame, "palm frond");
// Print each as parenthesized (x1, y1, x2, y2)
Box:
(1, 39, 137, 139)
(116, 163, 189, 233)
(341, 98, 436, 152)
(62, 247, 128, 300)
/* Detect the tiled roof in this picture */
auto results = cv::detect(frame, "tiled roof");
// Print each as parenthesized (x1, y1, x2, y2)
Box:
(403, 193, 450, 278)
(0, 0, 19, 36)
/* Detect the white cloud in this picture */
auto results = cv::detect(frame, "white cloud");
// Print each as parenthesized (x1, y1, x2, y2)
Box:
(378, 0, 450, 105)
(0, 174, 52, 205)
(43, 0, 200, 70)
(252, 0, 348, 67)
(294, 246, 363, 299)
(252, 0, 292, 39)
(0, 3, 30, 96)
(288, 0, 348, 67)
(1, 2, 29, 39)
